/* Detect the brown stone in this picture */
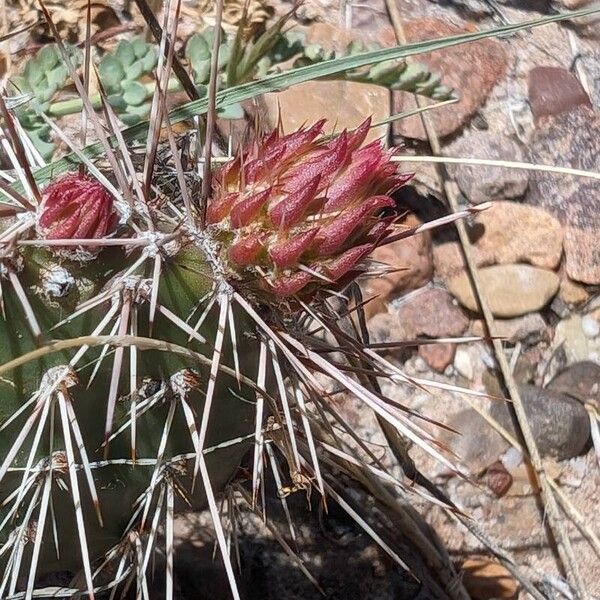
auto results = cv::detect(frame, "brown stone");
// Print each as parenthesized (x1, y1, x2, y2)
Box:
(363, 214, 433, 318)
(433, 202, 564, 283)
(461, 558, 518, 600)
(559, 277, 589, 306)
(387, 18, 508, 140)
(418, 343, 456, 372)
(447, 264, 560, 317)
(564, 185, 600, 284)
(471, 313, 548, 345)
(528, 66, 591, 123)
(261, 23, 389, 143)
(445, 133, 529, 204)
(397, 287, 469, 338)
(482, 461, 513, 498)
(527, 106, 600, 284)
(473, 202, 563, 270)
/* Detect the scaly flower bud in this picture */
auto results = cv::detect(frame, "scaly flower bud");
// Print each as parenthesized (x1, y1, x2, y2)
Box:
(208, 118, 413, 299)
(37, 173, 118, 241)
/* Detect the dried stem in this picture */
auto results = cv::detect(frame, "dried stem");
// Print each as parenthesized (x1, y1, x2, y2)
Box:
(200, 0, 225, 226)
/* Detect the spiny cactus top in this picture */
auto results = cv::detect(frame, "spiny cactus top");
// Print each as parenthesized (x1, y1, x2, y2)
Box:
(208, 118, 412, 298)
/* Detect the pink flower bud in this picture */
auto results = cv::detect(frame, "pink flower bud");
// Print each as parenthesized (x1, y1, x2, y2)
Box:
(38, 174, 118, 241)
(209, 118, 413, 299)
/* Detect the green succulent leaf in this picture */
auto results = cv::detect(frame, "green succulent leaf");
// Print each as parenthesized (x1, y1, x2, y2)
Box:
(186, 33, 211, 64)
(38, 44, 60, 71)
(8, 75, 31, 94)
(46, 64, 69, 89)
(141, 46, 158, 72)
(122, 81, 148, 106)
(99, 55, 125, 91)
(125, 59, 144, 82)
(131, 36, 149, 59)
(116, 40, 136, 68)
(24, 59, 44, 87)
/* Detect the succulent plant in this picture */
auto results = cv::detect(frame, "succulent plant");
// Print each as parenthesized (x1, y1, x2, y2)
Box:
(0, 117, 421, 597)
(8, 16, 454, 160)
(97, 38, 159, 126)
(8, 44, 82, 160)
(295, 39, 454, 100)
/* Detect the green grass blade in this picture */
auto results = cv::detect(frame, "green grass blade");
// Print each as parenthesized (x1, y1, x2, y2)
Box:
(14, 5, 600, 191)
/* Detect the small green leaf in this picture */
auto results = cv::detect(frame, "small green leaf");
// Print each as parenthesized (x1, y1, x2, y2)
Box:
(126, 59, 143, 81)
(122, 81, 147, 106)
(193, 59, 211, 84)
(186, 34, 210, 64)
(393, 62, 429, 90)
(99, 55, 125, 90)
(24, 60, 44, 87)
(26, 127, 55, 161)
(194, 84, 208, 97)
(38, 45, 59, 71)
(120, 103, 151, 125)
(35, 82, 59, 103)
(47, 64, 68, 89)
(217, 43, 230, 68)
(131, 37, 148, 59)
(116, 40, 136, 68)
(108, 94, 127, 112)
(141, 47, 158, 72)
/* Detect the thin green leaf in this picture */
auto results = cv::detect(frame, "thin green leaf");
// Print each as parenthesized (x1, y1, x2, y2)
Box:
(12, 6, 599, 192)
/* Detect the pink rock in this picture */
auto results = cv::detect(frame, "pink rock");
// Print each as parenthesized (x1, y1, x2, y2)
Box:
(384, 18, 508, 140)
(528, 66, 591, 124)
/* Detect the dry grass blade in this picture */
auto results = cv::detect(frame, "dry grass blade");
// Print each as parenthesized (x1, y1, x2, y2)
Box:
(200, 0, 225, 224)
(392, 155, 600, 180)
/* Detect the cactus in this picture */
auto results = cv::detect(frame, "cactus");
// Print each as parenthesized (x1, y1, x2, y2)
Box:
(0, 116, 420, 597)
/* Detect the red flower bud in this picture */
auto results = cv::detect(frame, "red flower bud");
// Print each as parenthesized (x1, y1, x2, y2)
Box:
(209, 118, 413, 299)
(38, 174, 118, 241)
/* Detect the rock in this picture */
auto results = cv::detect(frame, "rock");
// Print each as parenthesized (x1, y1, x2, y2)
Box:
(582, 314, 600, 339)
(558, 277, 589, 306)
(528, 66, 592, 123)
(363, 214, 433, 319)
(527, 106, 600, 284)
(444, 408, 509, 473)
(454, 347, 474, 380)
(433, 203, 564, 282)
(433, 241, 470, 282)
(367, 313, 409, 360)
(445, 134, 529, 204)
(563, 186, 600, 284)
(554, 315, 600, 365)
(482, 461, 513, 498)
(461, 558, 518, 600)
(396, 287, 469, 338)
(490, 384, 591, 460)
(581, 48, 600, 110)
(388, 18, 508, 140)
(548, 361, 600, 408)
(471, 202, 563, 269)
(261, 23, 389, 143)
(418, 343, 456, 373)
(447, 265, 560, 317)
(471, 313, 548, 345)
